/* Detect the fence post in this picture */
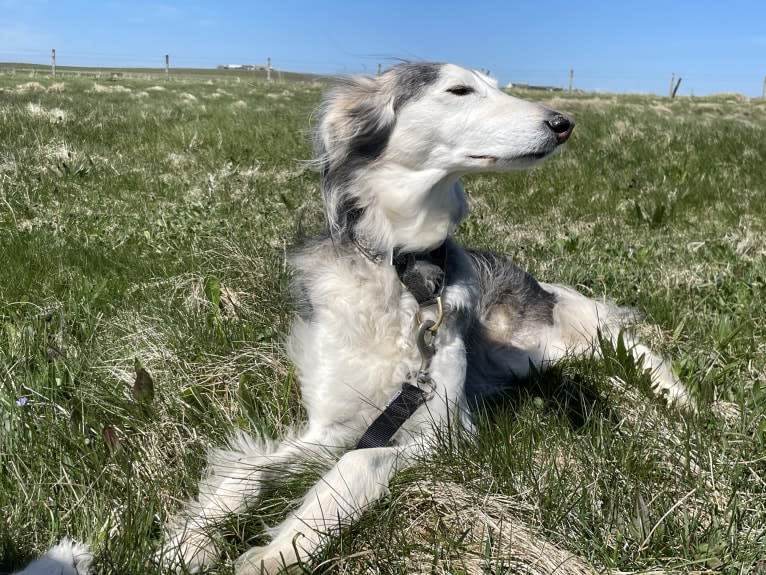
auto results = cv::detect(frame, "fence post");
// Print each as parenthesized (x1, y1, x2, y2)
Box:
(165, 54, 169, 80)
(671, 77, 682, 98)
(267, 57, 272, 81)
(762, 76, 766, 100)
(568, 68, 574, 92)
(51, 48, 56, 78)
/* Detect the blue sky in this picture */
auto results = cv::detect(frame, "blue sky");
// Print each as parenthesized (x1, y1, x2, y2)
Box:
(1, 0, 764, 96)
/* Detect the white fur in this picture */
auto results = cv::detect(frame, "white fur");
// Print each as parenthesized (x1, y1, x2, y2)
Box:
(160, 63, 689, 574)
(13, 539, 92, 575)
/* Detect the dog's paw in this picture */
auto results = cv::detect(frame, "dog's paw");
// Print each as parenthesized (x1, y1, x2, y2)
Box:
(157, 527, 219, 574)
(234, 544, 299, 575)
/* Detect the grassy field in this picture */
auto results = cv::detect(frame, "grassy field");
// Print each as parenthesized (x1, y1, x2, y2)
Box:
(0, 70, 765, 574)
(0, 62, 321, 83)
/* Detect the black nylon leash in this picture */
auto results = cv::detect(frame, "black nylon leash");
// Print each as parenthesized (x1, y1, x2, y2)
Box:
(355, 382, 431, 449)
(355, 243, 447, 450)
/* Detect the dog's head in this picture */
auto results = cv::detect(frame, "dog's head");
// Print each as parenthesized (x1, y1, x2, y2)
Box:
(385, 63, 573, 173)
(315, 62, 573, 246)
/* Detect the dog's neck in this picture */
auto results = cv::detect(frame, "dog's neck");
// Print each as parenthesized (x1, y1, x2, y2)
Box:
(350, 164, 468, 256)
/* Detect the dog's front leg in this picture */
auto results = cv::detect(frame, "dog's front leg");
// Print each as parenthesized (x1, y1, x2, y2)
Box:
(159, 424, 352, 573)
(233, 443, 419, 575)
(234, 335, 470, 574)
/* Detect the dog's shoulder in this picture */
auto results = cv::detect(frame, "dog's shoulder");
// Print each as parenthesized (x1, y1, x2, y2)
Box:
(289, 234, 366, 278)
(289, 234, 337, 270)
(288, 234, 395, 317)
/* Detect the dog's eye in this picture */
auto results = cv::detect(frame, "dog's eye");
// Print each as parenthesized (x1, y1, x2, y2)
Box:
(446, 85, 475, 96)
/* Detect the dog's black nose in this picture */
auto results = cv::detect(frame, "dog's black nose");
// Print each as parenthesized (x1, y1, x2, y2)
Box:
(546, 114, 574, 143)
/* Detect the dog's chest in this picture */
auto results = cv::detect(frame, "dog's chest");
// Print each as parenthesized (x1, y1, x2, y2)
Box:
(331, 267, 464, 370)
(291, 242, 476, 424)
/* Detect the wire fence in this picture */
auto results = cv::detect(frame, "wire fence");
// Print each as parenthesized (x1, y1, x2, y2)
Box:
(1, 48, 763, 98)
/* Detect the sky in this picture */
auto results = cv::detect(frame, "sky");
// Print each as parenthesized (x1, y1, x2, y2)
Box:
(1, 0, 765, 97)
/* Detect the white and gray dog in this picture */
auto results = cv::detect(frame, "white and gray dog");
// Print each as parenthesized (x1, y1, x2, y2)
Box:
(161, 62, 690, 573)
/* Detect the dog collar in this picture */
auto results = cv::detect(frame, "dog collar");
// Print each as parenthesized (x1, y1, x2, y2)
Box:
(349, 231, 390, 265)
(349, 231, 448, 302)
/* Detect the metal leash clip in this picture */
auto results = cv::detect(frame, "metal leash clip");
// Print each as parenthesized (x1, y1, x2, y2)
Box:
(412, 318, 437, 399)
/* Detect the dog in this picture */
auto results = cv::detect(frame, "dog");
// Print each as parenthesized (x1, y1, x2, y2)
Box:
(160, 62, 690, 574)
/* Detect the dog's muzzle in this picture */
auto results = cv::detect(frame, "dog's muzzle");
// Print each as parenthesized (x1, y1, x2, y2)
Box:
(546, 114, 575, 144)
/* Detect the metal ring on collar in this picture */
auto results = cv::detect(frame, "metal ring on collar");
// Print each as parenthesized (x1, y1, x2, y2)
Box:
(415, 295, 444, 333)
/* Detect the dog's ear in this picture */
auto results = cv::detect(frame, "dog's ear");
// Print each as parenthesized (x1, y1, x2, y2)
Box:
(314, 75, 397, 239)
(316, 75, 396, 169)
(313, 63, 442, 240)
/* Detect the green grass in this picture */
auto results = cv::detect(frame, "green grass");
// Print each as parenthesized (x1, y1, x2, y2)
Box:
(1, 71, 765, 574)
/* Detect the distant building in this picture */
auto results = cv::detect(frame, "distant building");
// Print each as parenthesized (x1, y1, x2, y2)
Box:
(217, 64, 261, 71)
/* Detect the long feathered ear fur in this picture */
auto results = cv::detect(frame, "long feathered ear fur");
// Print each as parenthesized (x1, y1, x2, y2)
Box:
(313, 75, 397, 241)
(312, 63, 442, 242)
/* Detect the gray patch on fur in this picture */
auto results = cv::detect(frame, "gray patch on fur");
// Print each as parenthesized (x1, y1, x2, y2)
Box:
(464, 250, 557, 398)
(389, 62, 441, 111)
(467, 250, 556, 325)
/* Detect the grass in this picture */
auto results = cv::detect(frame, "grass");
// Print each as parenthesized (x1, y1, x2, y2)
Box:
(0, 62, 321, 83)
(0, 70, 765, 574)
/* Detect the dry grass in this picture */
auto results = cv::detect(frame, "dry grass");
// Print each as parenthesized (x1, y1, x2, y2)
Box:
(395, 480, 597, 575)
